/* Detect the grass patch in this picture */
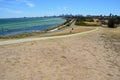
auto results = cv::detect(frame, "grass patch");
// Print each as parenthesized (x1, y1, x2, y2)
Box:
(61, 56, 67, 59)
(103, 28, 120, 41)
(75, 22, 100, 26)
(0, 31, 45, 39)
(43, 26, 96, 37)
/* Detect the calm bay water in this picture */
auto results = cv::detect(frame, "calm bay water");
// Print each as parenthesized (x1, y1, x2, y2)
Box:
(0, 17, 66, 36)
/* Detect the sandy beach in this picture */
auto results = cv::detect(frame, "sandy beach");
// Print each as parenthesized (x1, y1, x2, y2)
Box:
(0, 27, 120, 80)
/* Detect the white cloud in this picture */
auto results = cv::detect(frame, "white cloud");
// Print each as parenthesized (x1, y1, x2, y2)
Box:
(16, 0, 35, 7)
(26, 2, 35, 7)
(0, 0, 35, 8)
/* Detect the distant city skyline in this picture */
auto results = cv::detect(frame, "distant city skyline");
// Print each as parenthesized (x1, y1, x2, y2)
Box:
(0, 0, 120, 18)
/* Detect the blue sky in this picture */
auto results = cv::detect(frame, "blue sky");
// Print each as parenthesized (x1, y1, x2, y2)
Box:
(0, 0, 120, 18)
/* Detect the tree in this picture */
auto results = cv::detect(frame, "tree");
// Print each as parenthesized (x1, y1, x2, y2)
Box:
(108, 14, 117, 28)
(115, 17, 120, 25)
(108, 18, 116, 28)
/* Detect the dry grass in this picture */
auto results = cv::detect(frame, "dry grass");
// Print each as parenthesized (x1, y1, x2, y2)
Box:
(43, 26, 95, 36)
(84, 21, 101, 26)
(101, 27, 120, 41)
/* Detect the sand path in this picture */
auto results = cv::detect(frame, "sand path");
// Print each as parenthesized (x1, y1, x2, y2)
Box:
(0, 27, 120, 80)
(0, 27, 98, 46)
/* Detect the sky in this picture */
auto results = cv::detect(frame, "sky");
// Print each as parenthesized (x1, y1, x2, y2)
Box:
(0, 0, 120, 18)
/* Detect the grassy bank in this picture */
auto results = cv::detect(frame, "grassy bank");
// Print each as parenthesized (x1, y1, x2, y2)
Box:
(0, 31, 44, 39)
(75, 17, 101, 26)
(42, 26, 95, 37)
(75, 21, 100, 26)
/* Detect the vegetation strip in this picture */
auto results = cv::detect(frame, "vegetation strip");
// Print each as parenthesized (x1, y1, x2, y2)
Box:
(0, 27, 99, 46)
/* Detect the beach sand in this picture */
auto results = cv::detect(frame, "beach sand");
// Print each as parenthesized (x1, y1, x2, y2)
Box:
(0, 27, 120, 80)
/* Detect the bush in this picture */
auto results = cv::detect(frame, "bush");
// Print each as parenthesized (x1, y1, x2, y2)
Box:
(85, 19, 94, 22)
(108, 18, 116, 28)
(75, 22, 98, 26)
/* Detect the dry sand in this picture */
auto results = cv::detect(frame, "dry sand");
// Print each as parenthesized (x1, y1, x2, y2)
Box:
(0, 27, 120, 80)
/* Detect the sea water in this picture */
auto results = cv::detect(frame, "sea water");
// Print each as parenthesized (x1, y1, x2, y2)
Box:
(0, 17, 66, 36)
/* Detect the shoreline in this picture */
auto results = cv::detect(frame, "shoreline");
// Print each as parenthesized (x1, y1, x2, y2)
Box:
(0, 18, 74, 39)
(0, 27, 98, 46)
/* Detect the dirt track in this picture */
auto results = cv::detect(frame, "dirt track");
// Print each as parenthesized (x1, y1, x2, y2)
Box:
(0, 27, 97, 46)
(0, 27, 120, 80)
